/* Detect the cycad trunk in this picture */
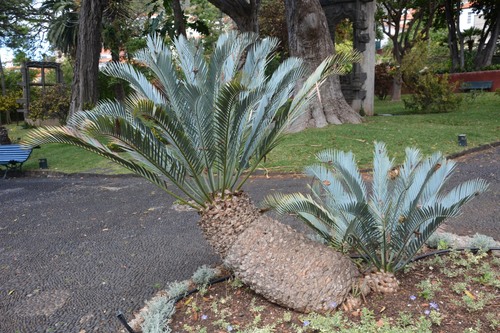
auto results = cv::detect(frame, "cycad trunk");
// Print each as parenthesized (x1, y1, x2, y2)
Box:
(199, 192, 359, 312)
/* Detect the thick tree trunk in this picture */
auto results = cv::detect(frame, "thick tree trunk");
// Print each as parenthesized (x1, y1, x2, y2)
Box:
(474, 10, 500, 70)
(208, 0, 261, 33)
(69, 0, 105, 118)
(391, 72, 402, 101)
(171, 0, 186, 37)
(444, 0, 460, 72)
(198, 191, 359, 312)
(284, 0, 361, 132)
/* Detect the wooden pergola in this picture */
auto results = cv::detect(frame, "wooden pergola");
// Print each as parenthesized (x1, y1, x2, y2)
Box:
(17, 61, 63, 119)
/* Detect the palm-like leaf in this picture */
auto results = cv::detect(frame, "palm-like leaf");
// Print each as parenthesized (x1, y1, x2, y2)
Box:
(23, 32, 362, 210)
(264, 142, 489, 272)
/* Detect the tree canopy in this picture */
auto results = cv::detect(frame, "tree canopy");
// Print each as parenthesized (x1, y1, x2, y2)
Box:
(0, 0, 37, 49)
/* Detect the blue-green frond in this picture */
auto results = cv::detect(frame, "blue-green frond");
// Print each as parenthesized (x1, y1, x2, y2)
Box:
(240, 36, 280, 89)
(316, 149, 367, 202)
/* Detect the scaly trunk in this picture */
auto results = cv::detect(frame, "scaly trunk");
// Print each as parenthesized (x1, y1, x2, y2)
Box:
(198, 191, 260, 258)
(199, 191, 359, 313)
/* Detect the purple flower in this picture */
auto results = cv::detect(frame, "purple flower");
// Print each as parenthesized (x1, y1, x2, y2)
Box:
(409, 295, 416, 301)
(424, 309, 430, 316)
(429, 302, 439, 310)
(303, 320, 310, 327)
(227, 325, 233, 332)
(201, 314, 208, 320)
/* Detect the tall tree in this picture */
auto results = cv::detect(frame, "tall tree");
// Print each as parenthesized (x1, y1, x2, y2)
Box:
(41, 0, 79, 59)
(284, 0, 362, 131)
(441, 0, 464, 72)
(378, 1, 439, 100)
(471, 0, 500, 69)
(69, 0, 106, 117)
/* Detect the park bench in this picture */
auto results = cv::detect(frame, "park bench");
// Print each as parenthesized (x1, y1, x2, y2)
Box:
(460, 81, 493, 92)
(0, 144, 33, 179)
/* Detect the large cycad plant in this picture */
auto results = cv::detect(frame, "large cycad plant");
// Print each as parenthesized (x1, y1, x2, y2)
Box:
(24, 33, 363, 312)
(264, 142, 488, 291)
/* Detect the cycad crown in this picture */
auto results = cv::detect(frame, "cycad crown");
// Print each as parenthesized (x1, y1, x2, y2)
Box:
(264, 142, 488, 272)
(24, 32, 361, 210)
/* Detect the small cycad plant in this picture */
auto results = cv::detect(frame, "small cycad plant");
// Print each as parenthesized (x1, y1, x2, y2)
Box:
(264, 142, 488, 284)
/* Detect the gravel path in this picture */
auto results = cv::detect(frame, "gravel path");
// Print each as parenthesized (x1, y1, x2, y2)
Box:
(0, 145, 498, 333)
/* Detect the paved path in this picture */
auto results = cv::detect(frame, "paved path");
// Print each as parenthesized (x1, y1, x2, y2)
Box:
(0, 145, 498, 332)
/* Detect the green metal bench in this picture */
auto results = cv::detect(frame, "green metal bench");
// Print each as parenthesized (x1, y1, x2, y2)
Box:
(0, 144, 33, 178)
(460, 81, 493, 92)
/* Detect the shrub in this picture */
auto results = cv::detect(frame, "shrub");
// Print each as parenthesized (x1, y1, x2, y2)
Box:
(29, 84, 70, 124)
(403, 73, 462, 113)
(0, 90, 22, 124)
(264, 142, 488, 273)
(191, 265, 220, 288)
(401, 40, 462, 113)
(140, 296, 175, 333)
(470, 233, 496, 251)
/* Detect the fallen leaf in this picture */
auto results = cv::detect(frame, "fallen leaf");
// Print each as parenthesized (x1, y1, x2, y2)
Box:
(8, 290, 15, 295)
(379, 306, 386, 313)
(322, 180, 331, 186)
(464, 290, 476, 300)
(376, 319, 385, 327)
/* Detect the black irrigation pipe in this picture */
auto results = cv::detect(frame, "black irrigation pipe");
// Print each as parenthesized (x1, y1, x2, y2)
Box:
(411, 247, 500, 262)
(117, 247, 500, 332)
(116, 275, 234, 333)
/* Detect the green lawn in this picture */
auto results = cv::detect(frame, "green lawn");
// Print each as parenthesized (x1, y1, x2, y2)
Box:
(260, 92, 500, 172)
(4, 92, 499, 174)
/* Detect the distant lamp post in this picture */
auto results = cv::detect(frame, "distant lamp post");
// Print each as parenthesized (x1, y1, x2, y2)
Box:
(458, 134, 467, 147)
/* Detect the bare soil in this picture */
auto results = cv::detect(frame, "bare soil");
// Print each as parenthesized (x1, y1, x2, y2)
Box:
(169, 251, 500, 332)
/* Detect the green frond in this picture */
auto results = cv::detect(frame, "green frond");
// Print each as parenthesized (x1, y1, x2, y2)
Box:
(316, 149, 367, 202)
(26, 32, 360, 210)
(262, 192, 344, 248)
(22, 126, 201, 209)
(266, 142, 489, 273)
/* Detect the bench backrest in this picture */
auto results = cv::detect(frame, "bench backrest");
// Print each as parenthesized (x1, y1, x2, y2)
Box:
(461, 81, 493, 89)
(0, 144, 33, 164)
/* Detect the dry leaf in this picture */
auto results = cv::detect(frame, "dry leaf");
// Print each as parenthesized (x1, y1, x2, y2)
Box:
(322, 180, 331, 186)
(464, 290, 476, 300)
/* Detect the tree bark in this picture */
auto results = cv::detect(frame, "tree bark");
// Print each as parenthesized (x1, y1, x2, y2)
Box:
(171, 0, 186, 37)
(474, 9, 500, 70)
(391, 72, 402, 102)
(69, 0, 105, 118)
(444, 0, 460, 72)
(208, 0, 261, 33)
(285, 0, 361, 132)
